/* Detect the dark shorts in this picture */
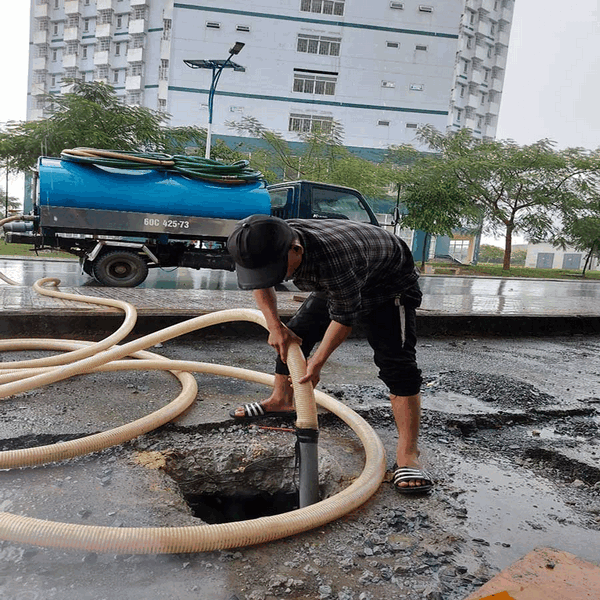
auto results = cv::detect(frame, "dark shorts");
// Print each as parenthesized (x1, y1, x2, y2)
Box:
(275, 287, 423, 397)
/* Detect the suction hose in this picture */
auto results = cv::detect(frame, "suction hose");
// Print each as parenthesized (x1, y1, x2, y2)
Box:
(0, 278, 386, 553)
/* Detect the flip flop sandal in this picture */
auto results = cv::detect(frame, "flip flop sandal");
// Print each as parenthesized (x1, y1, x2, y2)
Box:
(392, 464, 434, 495)
(229, 401, 296, 421)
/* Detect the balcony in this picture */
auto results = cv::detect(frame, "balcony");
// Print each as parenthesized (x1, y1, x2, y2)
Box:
(32, 56, 48, 70)
(501, 5, 513, 21)
(494, 50, 507, 69)
(129, 19, 146, 34)
(93, 50, 110, 65)
(498, 29, 510, 46)
(127, 47, 144, 62)
(97, 0, 114, 9)
(63, 53, 78, 68)
(490, 77, 503, 92)
(471, 69, 484, 85)
(31, 83, 47, 96)
(467, 93, 479, 109)
(96, 22, 113, 38)
(480, 0, 496, 12)
(489, 101, 500, 116)
(125, 75, 143, 91)
(474, 44, 488, 61)
(64, 26, 80, 41)
(64, 0, 81, 14)
(34, 3, 49, 18)
(33, 30, 49, 45)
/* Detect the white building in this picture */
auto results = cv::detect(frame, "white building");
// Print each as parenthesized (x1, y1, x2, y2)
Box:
(525, 242, 600, 272)
(26, 0, 515, 153)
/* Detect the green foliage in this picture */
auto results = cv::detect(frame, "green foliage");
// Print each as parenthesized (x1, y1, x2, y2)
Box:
(226, 116, 394, 199)
(478, 244, 505, 264)
(388, 126, 600, 270)
(511, 249, 527, 266)
(0, 81, 209, 172)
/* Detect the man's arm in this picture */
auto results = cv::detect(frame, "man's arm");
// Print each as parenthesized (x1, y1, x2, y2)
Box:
(253, 288, 302, 362)
(298, 320, 352, 388)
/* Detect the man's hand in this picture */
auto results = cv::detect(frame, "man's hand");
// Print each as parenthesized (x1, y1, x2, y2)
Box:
(298, 356, 323, 388)
(268, 324, 303, 364)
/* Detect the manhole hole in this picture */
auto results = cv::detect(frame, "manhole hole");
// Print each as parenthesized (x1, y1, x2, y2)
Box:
(185, 490, 299, 524)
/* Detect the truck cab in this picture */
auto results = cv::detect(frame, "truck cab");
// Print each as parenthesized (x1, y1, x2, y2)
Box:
(268, 181, 379, 225)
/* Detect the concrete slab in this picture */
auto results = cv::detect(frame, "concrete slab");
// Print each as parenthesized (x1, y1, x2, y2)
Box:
(464, 548, 600, 600)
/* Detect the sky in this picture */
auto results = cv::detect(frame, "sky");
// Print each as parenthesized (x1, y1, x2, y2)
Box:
(1, 1, 599, 228)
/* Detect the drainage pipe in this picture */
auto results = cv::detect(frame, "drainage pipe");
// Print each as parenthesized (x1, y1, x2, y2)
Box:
(0, 278, 386, 552)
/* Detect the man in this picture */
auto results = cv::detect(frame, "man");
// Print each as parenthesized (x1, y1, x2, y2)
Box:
(227, 214, 433, 494)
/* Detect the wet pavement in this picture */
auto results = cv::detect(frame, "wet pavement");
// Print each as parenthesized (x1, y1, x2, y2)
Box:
(1, 257, 600, 339)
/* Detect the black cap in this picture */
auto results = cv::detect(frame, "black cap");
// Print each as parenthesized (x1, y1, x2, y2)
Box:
(227, 215, 295, 290)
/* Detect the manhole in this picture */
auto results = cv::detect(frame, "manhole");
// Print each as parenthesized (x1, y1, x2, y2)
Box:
(185, 490, 299, 524)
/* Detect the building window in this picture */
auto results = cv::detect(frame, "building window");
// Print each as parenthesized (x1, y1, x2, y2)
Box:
(97, 38, 110, 52)
(113, 70, 119, 83)
(52, 49, 58, 61)
(458, 84, 465, 97)
(378, 120, 390, 126)
(131, 33, 144, 49)
(159, 59, 169, 80)
(158, 98, 167, 112)
(67, 15, 79, 28)
(415, 44, 428, 51)
(38, 19, 49, 31)
(116, 15, 123, 29)
(36, 98, 46, 110)
(462, 59, 469, 73)
(96, 65, 109, 79)
(390, 2, 404, 9)
(64, 67, 78, 80)
(98, 10, 113, 25)
(381, 80, 395, 88)
(54, 0, 59, 8)
(65, 41, 78, 55)
(481, 92, 487, 105)
(37, 45, 48, 58)
(297, 34, 340, 56)
(128, 62, 143, 76)
(406, 123, 418, 129)
(418, 5, 433, 12)
(289, 113, 333, 133)
(236, 25, 250, 32)
(300, 0, 345, 17)
(293, 69, 337, 95)
(409, 83, 424, 91)
(206, 21, 221, 29)
(133, 7, 146, 20)
(85, 0, 90, 5)
(53, 22, 59, 35)
(83, 18, 90, 32)
(35, 71, 46, 84)
(456, 108, 462, 122)
(386, 41, 400, 48)
(51, 75, 57, 87)
(126, 92, 142, 105)
(162, 19, 172, 40)
(82, 46, 88, 59)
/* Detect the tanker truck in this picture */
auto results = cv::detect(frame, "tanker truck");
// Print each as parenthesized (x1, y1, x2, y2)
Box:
(3, 155, 379, 287)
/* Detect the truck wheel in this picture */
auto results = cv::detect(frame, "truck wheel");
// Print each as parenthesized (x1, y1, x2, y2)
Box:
(93, 250, 149, 287)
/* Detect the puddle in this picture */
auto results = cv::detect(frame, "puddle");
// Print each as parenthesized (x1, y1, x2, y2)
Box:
(448, 455, 600, 569)
(423, 391, 504, 415)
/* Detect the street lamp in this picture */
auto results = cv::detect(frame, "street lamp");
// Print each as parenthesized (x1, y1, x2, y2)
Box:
(184, 42, 246, 159)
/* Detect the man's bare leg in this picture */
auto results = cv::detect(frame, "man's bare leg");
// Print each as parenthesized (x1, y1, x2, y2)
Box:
(232, 373, 294, 417)
(390, 393, 429, 489)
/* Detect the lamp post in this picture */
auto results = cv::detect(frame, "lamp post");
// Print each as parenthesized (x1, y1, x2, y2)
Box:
(184, 42, 245, 160)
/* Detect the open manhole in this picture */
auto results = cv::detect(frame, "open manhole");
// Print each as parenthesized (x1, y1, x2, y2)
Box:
(185, 490, 299, 524)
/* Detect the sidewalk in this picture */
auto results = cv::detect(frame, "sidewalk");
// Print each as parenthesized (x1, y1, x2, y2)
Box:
(2, 275, 600, 337)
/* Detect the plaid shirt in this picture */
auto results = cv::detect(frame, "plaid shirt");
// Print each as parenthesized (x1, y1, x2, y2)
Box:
(288, 219, 419, 326)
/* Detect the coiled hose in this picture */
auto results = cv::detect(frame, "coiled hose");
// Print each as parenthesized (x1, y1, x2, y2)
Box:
(0, 278, 387, 553)
(60, 148, 263, 183)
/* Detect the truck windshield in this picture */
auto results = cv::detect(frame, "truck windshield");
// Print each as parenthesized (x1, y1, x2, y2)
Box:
(311, 188, 372, 223)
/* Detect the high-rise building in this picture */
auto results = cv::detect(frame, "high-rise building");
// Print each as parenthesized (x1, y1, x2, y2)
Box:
(27, 0, 514, 152)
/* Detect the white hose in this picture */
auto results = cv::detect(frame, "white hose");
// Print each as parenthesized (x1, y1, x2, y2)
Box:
(0, 278, 386, 553)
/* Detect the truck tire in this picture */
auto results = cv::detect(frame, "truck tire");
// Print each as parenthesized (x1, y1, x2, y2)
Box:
(93, 250, 149, 287)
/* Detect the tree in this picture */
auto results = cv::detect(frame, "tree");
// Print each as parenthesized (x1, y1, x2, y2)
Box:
(389, 126, 600, 270)
(478, 244, 504, 264)
(226, 116, 393, 198)
(553, 201, 600, 276)
(0, 80, 212, 173)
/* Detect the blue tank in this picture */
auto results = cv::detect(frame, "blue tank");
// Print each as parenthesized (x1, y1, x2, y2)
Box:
(38, 157, 271, 219)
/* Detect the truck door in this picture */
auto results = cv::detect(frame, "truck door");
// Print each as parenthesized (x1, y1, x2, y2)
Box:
(268, 186, 298, 219)
(304, 185, 378, 225)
